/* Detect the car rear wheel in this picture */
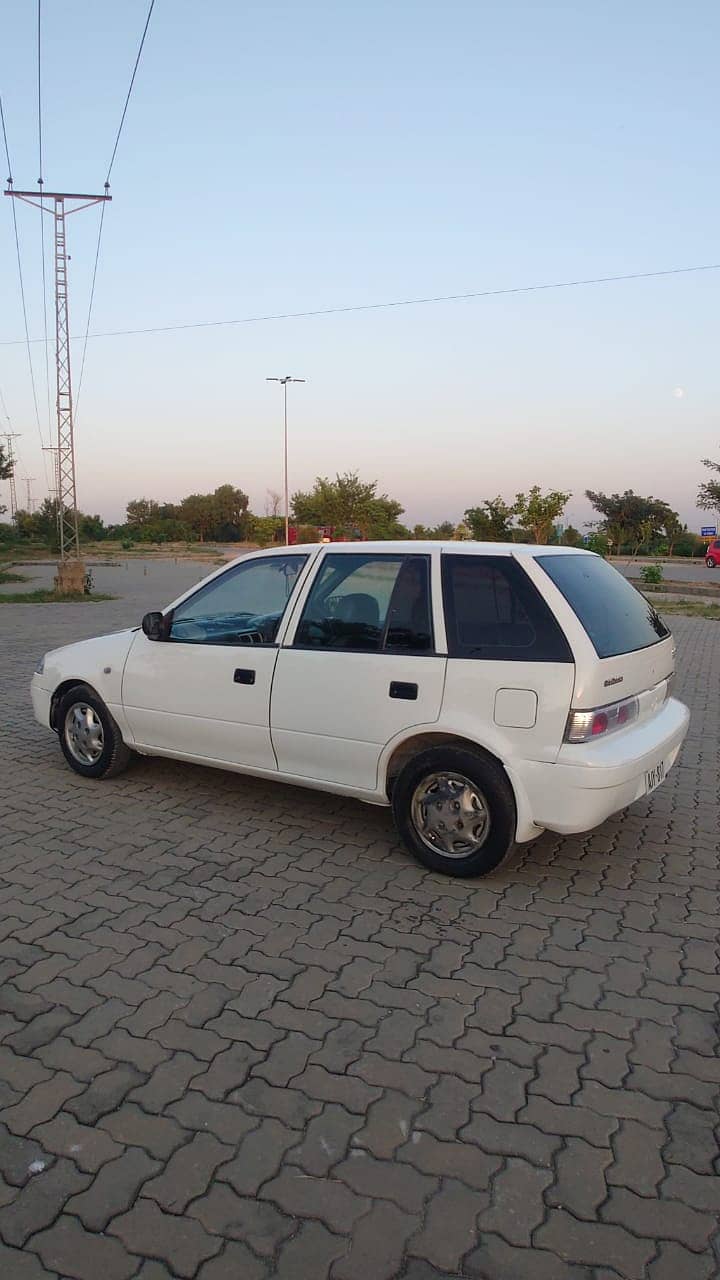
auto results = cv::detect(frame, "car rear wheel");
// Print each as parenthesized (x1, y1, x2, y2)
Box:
(57, 684, 132, 780)
(706, 556, 716, 568)
(392, 745, 516, 877)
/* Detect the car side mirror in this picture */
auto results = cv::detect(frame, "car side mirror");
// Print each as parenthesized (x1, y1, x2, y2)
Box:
(142, 611, 170, 641)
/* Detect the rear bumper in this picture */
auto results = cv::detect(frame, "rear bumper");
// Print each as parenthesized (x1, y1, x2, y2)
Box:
(515, 697, 690, 836)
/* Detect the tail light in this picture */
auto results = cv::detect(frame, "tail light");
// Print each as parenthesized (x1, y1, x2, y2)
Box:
(565, 694, 640, 744)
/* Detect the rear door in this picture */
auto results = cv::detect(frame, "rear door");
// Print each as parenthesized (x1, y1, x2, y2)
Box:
(440, 553, 576, 764)
(270, 551, 446, 790)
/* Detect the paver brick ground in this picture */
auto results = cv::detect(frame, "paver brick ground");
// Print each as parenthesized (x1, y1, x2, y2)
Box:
(1, 562, 719, 1278)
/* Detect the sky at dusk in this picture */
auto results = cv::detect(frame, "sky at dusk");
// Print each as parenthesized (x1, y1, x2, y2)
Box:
(1, 0, 718, 531)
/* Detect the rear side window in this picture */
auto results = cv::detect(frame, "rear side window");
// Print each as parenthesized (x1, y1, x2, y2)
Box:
(442, 555, 572, 662)
(536, 554, 670, 658)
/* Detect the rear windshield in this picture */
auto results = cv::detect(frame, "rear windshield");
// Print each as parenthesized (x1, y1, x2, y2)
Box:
(536, 555, 670, 658)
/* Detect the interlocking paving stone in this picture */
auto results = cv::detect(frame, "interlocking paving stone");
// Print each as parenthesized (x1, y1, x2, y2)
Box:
(259, 1167, 371, 1232)
(187, 1183, 294, 1255)
(407, 1177, 484, 1272)
(273, 1221, 347, 1279)
(0, 1126, 52, 1187)
(1, 585, 718, 1277)
(0, 1238, 61, 1279)
(30, 1112, 123, 1173)
(194, 1239, 268, 1280)
(0, 1157, 90, 1246)
(66, 1148, 161, 1231)
(332, 1200, 420, 1279)
(29, 1215, 137, 1280)
(142, 1131, 234, 1212)
(108, 1199, 221, 1278)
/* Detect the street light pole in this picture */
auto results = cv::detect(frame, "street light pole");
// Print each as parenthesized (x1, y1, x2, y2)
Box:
(266, 376, 305, 546)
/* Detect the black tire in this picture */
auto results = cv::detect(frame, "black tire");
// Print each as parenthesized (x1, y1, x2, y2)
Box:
(57, 683, 132, 780)
(391, 745, 516, 878)
(706, 557, 715, 569)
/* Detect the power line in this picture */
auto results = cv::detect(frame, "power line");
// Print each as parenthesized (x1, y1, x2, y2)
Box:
(1, 260, 718, 348)
(0, 381, 13, 429)
(74, 201, 106, 419)
(0, 93, 49, 494)
(106, 0, 156, 184)
(75, 0, 155, 418)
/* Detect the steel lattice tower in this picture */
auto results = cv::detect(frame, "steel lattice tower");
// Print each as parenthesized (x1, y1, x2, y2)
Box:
(2, 432, 20, 519)
(4, 186, 111, 559)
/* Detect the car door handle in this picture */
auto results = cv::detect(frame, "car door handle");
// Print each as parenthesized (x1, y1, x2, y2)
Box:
(233, 669, 256, 685)
(389, 681, 418, 700)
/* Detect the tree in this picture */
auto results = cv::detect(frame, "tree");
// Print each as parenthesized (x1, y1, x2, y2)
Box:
(126, 498, 159, 529)
(0, 443, 12, 516)
(179, 493, 215, 542)
(662, 512, 684, 558)
(211, 484, 250, 540)
(249, 514, 284, 547)
(561, 525, 584, 547)
(0, 442, 11, 516)
(585, 490, 678, 555)
(79, 513, 106, 541)
(698, 453, 720, 512)
(411, 520, 456, 540)
(463, 497, 517, 541)
(292, 471, 406, 540)
(637, 517, 656, 558)
(265, 489, 282, 517)
(0, 442, 12, 482)
(513, 486, 571, 545)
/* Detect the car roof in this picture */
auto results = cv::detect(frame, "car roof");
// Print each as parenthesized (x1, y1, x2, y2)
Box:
(252, 540, 593, 557)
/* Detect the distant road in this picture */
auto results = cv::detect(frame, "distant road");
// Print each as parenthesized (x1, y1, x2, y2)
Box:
(614, 560, 718, 585)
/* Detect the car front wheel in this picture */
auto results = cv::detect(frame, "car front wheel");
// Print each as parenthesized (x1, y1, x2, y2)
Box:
(706, 557, 716, 568)
(57, 684, 132, 780)
(392, 745, 516, 877)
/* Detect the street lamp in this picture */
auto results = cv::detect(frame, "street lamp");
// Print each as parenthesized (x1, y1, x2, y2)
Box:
(266, 376, 306, 546)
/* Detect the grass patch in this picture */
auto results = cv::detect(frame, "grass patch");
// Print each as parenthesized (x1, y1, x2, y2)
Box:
(0, 569, 30, 584)
(0, 590, 116, 604)
(659, 601, 720, 620)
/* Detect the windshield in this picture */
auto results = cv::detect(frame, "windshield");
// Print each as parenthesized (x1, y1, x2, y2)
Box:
(536, 555, 669, 659)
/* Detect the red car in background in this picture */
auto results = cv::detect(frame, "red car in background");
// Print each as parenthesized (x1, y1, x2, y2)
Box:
(706, 539, 720, 568)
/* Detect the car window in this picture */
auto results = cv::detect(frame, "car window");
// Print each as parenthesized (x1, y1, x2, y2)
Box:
(536, 554, 670, 658)
(294, 553, 433, 653)
(169, 554, 308, 645)
(442, 555, 572, 662)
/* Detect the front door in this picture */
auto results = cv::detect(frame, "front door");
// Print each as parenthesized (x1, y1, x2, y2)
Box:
(270, 551, 446, 790)
(122, 552, 310, 769)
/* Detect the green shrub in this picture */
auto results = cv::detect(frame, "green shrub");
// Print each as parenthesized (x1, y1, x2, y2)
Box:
(586, 532, 609, 557)
(295, 524, 321, 544)
(640, 563, 664, 585)
(673, 532, 707, 558)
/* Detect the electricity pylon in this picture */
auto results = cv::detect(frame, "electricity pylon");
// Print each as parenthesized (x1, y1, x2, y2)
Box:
(4, 184, 111, 567)
(2, 432, 20, 519)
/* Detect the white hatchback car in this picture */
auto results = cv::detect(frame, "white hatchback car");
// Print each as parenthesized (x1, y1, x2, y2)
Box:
(31, 542, 689, 878)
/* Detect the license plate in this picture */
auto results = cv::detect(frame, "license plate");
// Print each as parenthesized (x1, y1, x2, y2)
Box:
(645, 759, 666, 794)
